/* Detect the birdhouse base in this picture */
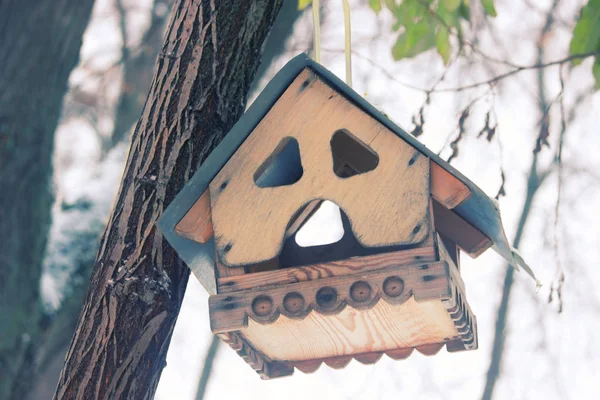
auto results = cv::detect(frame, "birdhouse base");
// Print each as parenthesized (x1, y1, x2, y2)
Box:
(209, 242, 477, 379)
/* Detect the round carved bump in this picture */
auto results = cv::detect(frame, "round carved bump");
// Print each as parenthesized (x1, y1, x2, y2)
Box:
(251, 295, 274, 317)
(283, 292, 305, 314)
(383, 276, 405, 297)
(316, 287, 338, 309)
(349, 281, 372, 303)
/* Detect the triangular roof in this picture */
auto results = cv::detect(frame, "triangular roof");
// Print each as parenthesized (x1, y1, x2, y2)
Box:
(158, 54, 518, 294)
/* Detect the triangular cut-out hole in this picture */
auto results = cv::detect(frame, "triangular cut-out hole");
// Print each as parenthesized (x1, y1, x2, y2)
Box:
(254, 137, 303, 188)
(331, 129, 379, 178)
(295, 201, 345, 247)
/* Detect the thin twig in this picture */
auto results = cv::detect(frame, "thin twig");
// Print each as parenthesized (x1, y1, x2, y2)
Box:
(195, 335, 220, 400)
(481, 2, 559, 398)
(321, 47, 429, 92)
(322, 47, 599, 94)
(550, 64, 567, 312)
(438, 90, 491, 157)
(436, 50, 599, 92)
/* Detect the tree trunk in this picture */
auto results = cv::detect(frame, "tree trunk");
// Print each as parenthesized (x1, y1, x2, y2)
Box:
(0, 1, 94, 399)
(54, 1, 283, 398)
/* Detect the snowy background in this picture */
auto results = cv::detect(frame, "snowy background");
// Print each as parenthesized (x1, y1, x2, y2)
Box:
(43, 0, 600, 399)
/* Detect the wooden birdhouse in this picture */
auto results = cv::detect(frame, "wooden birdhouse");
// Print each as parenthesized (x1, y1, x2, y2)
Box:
(158, 54, 519, 379)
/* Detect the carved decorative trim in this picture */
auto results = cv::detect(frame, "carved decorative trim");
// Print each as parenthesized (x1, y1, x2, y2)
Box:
(444, 283, 478, 351)
(217, 332, 294, 379)
(213, 261, 478, 379)
(209, 261, 452, 333)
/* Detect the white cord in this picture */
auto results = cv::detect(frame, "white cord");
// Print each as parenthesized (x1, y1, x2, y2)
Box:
(342, 0, 352, 87)
(312, 0, 321, 63)
(311, 0, 353, 88)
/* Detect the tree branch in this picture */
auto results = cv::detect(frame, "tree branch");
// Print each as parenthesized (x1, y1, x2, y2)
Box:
(194, 335, 220, 400)
(54, 1, 284, 398)
(481, 2, 559, 398)
(437, 50, 599, 93)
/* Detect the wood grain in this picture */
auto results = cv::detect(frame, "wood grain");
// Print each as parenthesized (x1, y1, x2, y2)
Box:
(176, 188, 318, 245)
(243, 296, 458, 361)
(175, 190, 213, 243)
(209, 261, 453, 333)
(430, 161, 471, 209)
(215, 255, 244, 279)
(209, 68, 431, 266)
(213, 257, 477, 377)
(217, 246, 436, 294)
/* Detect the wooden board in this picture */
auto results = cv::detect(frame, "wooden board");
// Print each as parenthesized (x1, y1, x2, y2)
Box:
(214, 257, 477, 378)
(159, 54, 517, 295)
(438, 233, 460, 270)
(242, 297, 458, 361)
(175, 190, 213, 243)
(218, 246, 437, 294)
(209, 69, 431, 266)
(173, 161, 471, 248)
(430, 161, 471, 209)
(209, 261, 452, 333)
(432, 199, 492, 257)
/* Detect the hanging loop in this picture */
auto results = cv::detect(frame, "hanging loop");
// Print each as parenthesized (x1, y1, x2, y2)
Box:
(311, 0, 353, 87)
(341, 0, 352, 87)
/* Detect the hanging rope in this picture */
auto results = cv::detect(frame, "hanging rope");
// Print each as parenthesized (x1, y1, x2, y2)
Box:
(312, 0, 321, 63)
(311, 0, 353, 87)
(341, 0, 352, 87)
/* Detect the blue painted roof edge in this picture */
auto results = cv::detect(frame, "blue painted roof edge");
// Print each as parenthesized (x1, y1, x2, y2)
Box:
(158, 53, 514, 287)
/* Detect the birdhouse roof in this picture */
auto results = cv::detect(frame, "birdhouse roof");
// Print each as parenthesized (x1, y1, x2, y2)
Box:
(158, 54, 517, 294)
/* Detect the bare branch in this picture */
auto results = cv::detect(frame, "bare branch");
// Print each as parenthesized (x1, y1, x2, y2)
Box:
(437, 50, 599, 92)
(115, 0, 129, 62)
(195, 336, 220, 400)
(482, 2, 560, 398)
(549, 65, 567, 312)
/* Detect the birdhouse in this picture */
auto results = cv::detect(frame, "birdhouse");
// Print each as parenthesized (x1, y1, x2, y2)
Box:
(158, 54, 518, 379)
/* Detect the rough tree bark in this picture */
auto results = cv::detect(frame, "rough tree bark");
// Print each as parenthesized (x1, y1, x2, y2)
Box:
(54, 1, 283, 398)
(0, 1, 94, 399)
(28, 4, 176, 398)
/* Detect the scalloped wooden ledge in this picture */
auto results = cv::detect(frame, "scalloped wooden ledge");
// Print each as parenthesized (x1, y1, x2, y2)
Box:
(213, 257, 477, 379)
